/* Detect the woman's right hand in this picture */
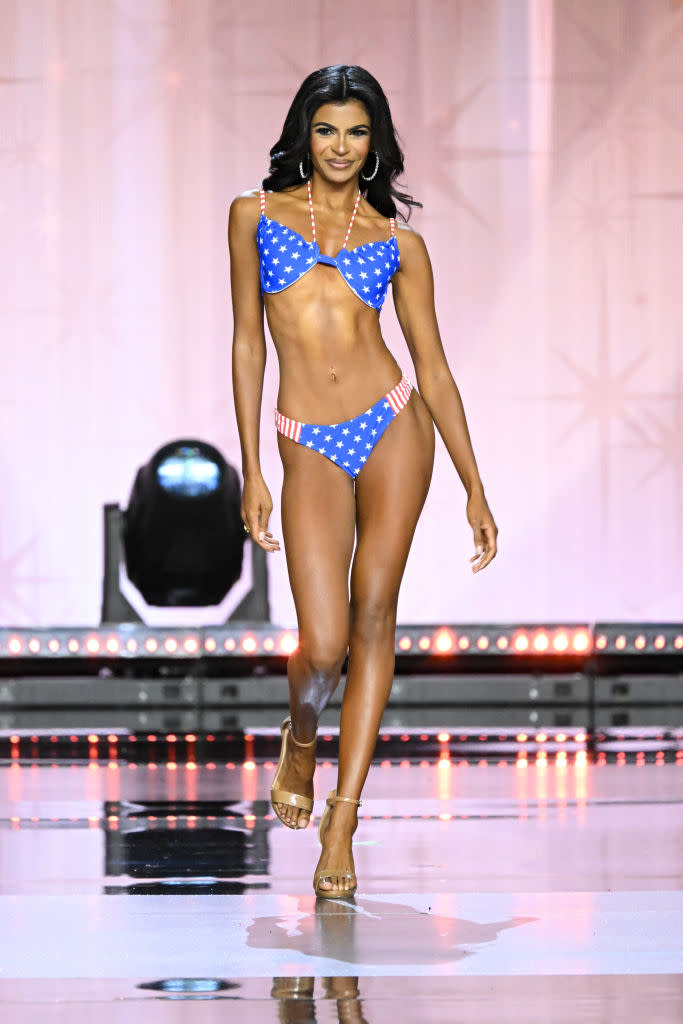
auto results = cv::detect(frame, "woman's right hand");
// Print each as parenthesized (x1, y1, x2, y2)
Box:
(241, 473, 281, 552)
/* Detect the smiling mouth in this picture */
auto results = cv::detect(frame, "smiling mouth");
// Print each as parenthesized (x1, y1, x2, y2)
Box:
(328, 160, 353, 167)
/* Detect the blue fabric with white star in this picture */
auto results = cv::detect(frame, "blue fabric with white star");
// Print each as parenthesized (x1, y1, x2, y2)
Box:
(298, 394, 400, 478)
(256, 214, 400, 310)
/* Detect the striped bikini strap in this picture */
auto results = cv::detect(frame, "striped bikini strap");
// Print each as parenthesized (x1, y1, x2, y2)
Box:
(389, 218, 396, 237)
(259, 188, 266, 214)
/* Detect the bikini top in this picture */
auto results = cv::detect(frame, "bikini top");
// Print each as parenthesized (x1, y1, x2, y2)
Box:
(256, 181, 400, 311)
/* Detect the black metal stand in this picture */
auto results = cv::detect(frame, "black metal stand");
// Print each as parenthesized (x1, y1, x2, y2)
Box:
(100, 503, 269, 625)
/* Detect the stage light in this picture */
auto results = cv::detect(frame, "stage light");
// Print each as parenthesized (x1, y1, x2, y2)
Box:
(654, 635, 666, 650)
(458, 636, 470, 650)
(476, 635, 489, 650)
(279, 631, 297, 654)
(242, 635, 257, 653)
(553, 631, 569, 651)
(28, 638, 40, 653)
(398, 635, 412, 651)
(572, 630, 590, 652)
(123, 440, 245, 607)
(533, 632, 549, 652)
(634, 635, 646, 650)
(418, 635, 430, 651)
(513, 633, 529, 652)
(434, 628, 454, 653)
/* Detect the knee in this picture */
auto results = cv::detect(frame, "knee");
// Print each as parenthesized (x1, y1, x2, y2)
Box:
(350, 599, 397, 645)
(298, 635, 348, 679)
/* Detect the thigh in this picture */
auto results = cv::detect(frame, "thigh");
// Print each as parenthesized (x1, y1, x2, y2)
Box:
(351, 392, 435, 612)
(279, 435, 357, 644)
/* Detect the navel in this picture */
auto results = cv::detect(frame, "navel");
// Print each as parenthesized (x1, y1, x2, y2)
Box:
(329, 367, 337, 383)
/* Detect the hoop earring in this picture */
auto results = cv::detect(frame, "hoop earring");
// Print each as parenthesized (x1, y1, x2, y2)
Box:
(299, 153, 311, 179)
(360, 151, 380, 181)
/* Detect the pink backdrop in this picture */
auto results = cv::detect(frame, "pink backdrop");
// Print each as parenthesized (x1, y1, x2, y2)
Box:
(2, 0, 682, 626)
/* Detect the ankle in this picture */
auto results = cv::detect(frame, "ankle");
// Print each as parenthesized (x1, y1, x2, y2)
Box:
(288, 715, 317, 746)
(325, 803, 359, 835)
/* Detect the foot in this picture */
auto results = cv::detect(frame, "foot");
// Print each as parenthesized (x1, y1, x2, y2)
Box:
(272, 720, 317, 828)
(314, 798, 359, 895)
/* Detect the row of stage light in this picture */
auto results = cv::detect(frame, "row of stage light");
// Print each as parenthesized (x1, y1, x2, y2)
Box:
(2, 725, 682, 761)
(0, 623, 682, 660)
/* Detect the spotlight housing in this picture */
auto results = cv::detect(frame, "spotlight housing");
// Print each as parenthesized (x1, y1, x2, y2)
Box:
(124, 440, 245, 606)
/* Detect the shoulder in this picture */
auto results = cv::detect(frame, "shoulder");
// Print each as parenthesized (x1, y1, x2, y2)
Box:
(394, 220, 429, 261)
(229, 188, 262, 225)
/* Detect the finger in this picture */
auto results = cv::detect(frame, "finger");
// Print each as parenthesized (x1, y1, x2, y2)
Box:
(254, 529, 280, 552)
(472, 542, 497, 572)
(258, 502, 273, 541)
(256, 538, 280, 552)
(471, 524, 484, 559)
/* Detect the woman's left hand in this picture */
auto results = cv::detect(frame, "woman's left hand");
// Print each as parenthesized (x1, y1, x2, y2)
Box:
(466, 492, 498, 573)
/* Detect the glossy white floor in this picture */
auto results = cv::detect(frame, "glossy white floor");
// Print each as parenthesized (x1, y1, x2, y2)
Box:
(0, 753, 682, 1021)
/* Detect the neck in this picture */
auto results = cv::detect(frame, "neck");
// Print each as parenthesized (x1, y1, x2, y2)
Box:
(309, 172, 360, 210)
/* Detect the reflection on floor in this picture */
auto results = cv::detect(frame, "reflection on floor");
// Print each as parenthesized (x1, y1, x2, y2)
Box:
(0, 755, 682, 1021)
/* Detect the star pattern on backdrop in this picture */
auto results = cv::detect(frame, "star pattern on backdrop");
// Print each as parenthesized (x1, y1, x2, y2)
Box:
(412, 82, 534, 229)
(0, 533, 48, 621)
(556, 158, 634, 251)
(530, 263, 679, 540)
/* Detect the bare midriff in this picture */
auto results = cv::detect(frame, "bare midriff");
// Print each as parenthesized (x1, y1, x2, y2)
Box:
(265, 263, 402, 424)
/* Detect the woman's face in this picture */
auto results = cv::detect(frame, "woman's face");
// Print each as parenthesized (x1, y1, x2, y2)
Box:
(309, 99, 372, 183)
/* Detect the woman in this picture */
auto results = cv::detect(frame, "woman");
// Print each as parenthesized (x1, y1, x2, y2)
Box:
(229, 65, 497, 899)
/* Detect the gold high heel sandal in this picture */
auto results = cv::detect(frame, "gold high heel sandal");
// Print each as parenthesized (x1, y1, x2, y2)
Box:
(270, 717, 316, 829)
(313, 789, 362, 899)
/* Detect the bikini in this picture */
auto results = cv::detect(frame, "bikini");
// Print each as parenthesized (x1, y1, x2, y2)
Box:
(256, 181, 413, 479)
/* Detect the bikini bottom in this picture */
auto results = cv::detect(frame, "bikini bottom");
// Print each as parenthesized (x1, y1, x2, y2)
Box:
(275, 375, 413, 479)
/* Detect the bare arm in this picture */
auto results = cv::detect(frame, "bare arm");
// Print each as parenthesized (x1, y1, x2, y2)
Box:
(392, 227, 497, 572)
(228, 193, 279, 551)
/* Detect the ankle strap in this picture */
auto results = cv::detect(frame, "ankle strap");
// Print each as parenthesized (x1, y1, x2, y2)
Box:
(327, 790, 362, 807)
(286, 718, 317, 748)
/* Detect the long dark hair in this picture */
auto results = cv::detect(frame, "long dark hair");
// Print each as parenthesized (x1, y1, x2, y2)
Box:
(262, 65, 421, 221)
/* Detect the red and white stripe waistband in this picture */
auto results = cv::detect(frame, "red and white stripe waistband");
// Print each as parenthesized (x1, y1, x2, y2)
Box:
(385, 375, 413, 414)
(275, 374, 413, 437)
(274, 409, 303, 442)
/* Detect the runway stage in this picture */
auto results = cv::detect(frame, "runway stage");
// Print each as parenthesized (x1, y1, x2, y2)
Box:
(1, 752, 682, 1022)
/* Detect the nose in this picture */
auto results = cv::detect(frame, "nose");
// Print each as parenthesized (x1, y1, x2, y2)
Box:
(332, 134, 350, 155)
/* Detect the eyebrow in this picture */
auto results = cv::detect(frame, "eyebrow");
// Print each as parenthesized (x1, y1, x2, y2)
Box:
(312, 120, 370, 130)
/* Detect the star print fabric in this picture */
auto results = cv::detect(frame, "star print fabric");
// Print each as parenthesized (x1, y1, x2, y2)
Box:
(257, 214, 400, 311)
(275, 376, 413, 479)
